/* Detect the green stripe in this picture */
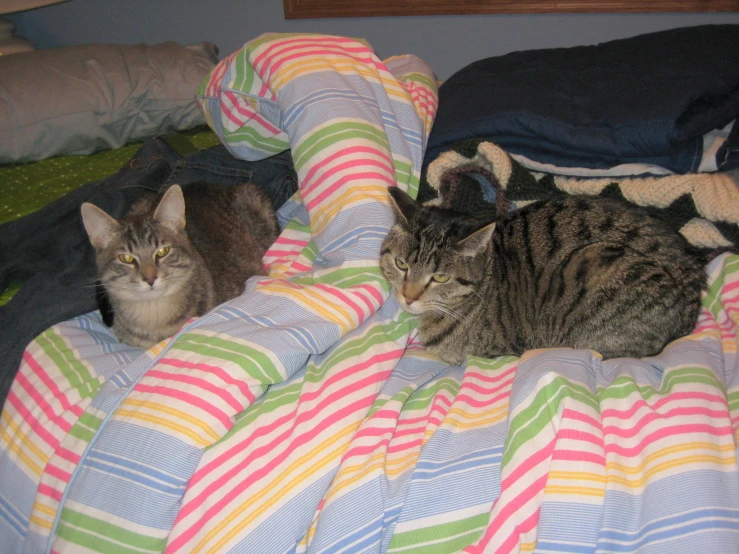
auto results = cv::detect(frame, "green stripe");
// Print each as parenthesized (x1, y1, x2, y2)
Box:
(225, 126, 289, 152)
(399, 72, 438, 92)
(387, 513, 488, 553)
(58, 508, 165, 553)
(208, 382, 303, 451)
(291, 267, 384, 287)
(68, 423, 95, 443)
(504, 376, 598, 467)
(402, 379, 460, 412)
(702, 256, 739, 317)
(36, 329, 99, 398)
(292, 122, 388, 172)
(305, 315, 415, 384)
(598, 367, 724, 402)
(68, 411, 104, 443)
(172, 334, 282, 384)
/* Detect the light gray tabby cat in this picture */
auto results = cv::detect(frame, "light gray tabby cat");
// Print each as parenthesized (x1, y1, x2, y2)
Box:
(81, 182, 279, 348)
(381, 187, 714, 365)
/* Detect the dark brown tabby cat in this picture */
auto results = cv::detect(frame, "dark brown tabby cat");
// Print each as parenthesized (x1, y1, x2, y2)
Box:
(81, 182, 279, 348)
(381, 187, 715, 365)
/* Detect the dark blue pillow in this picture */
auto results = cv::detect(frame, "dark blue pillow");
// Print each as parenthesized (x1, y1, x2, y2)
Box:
(424, 25, 739, 174)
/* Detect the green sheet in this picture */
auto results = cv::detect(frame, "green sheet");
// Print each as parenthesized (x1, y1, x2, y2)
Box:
(0, 126, 221, 305)
(0, 126, 221, 225)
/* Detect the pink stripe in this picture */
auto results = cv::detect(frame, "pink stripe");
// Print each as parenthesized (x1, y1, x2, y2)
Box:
(224, 91, 282, 135)
(313, 284, 365, 324)
(220, 98, 252, 128)
(264, 47, 385, 79)
(185, 356, 397, 491)
(555, 429, 604, 447)
(14, 371, 72, 432)
(305, 171, 395, 211)
(387, 437, 423, 455)
(458, 376, 515, 397)
(37, 483, 63, 503)
(466, 476, 548, 554)
(561, 408, 601, 430)
(465, 366, 518, 386)
(55, 446, 81, 465)
(168, 378, 387, 552)
(301, 146, 392, 197)
(144, 369, 243, 413)
(721, 280, 739, 295)
(454, 390, 510, 410)
(254, 40, 378, 77)
(22, 351, 83, 417)
(302, 152, 393, 199)
(157, 358, 256, 405)
(603, 406, 729, 438)
(601, 391, 728, 420)
(6, 391, 59, 449)
(45, 463, 72, 483)
(253, 36, 367, 70)
(605, 423, 732, 456)
(501, 438, 555, 491)
(354, 283, 385, 307)
(264, 249, 302, 258)
(273, 237, 311, 246)
(130, 384, 232, 430)
(552, 450, 606, 465)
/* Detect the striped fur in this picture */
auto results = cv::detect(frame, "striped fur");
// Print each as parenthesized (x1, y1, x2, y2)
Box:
(382, 188, 708, 364)
(82, 182, 278, 348)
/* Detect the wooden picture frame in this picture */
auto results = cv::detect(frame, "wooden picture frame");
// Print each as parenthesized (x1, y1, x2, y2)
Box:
(284, 0, 739, 19)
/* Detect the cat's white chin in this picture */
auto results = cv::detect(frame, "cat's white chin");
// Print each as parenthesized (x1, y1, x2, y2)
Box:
(397, 295, 424, 315)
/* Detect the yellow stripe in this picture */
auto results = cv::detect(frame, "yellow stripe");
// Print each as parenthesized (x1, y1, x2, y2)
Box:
(606, 442, 736, 475)
(521, 541, 537, 552)
(32, 501, 57, 517)
(115, 409, 211, 447)
(324, 452, 386, 503)
(256, 282, 353, 334)
(543, 485, 605, 497)
(0, 411, 45, 476)
(29, 514, 54, 530)
(310, 187, 388, 236)
(198, 422, 361, 554)
(607, 454, 736, 488)
(547, 472, 606, 484)
(271, 61, 407, 100)
(121, 398, 221, 442)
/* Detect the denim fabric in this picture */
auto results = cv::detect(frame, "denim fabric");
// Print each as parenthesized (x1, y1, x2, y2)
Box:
(0, 138, 297, 410)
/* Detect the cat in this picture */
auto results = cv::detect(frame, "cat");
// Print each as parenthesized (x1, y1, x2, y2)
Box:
(81, 182, 279, 348)
(380, 187, 717, 365)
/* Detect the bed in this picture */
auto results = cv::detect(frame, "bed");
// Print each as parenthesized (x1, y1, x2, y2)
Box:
(1, 26, 739, 554)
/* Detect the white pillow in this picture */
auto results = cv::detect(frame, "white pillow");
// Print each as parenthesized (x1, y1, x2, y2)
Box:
(0, 41, 218, 163)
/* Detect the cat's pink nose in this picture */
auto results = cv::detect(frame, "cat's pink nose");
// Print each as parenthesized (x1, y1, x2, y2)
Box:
(403, 296, 415, 305)
(143, 276, 156, 286)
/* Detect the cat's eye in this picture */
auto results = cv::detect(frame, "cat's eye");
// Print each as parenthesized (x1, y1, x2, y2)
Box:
(395, 258, 408, 271)
(119, 254, 135, 264)
(432, 273, 450, 283)
(155, 246, 170, 258)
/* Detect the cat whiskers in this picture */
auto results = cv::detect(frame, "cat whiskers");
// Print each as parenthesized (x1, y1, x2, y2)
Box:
(426, 302, 470, 323)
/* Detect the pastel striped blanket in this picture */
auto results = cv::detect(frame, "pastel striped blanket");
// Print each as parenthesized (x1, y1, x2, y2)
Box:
(1, 33, 738, 554)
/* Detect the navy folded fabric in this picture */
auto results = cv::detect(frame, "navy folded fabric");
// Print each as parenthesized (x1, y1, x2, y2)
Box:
(424, 25, 739, 174)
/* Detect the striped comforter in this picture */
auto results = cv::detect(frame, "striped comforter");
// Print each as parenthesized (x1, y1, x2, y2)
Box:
(2, 33, 738, 554)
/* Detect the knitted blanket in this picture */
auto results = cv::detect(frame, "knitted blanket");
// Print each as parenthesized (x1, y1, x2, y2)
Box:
(420, 138, 739, 249)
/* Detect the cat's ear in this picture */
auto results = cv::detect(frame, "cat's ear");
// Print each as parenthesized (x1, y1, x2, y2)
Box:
(80, 203, 122, 250)
(456, 223, 496, 257)
(387, 187, 420, 225)
(154, 185, 186, 232)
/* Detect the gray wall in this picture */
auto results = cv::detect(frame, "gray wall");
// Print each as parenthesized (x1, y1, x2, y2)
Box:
(9, 0, 739, 79)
